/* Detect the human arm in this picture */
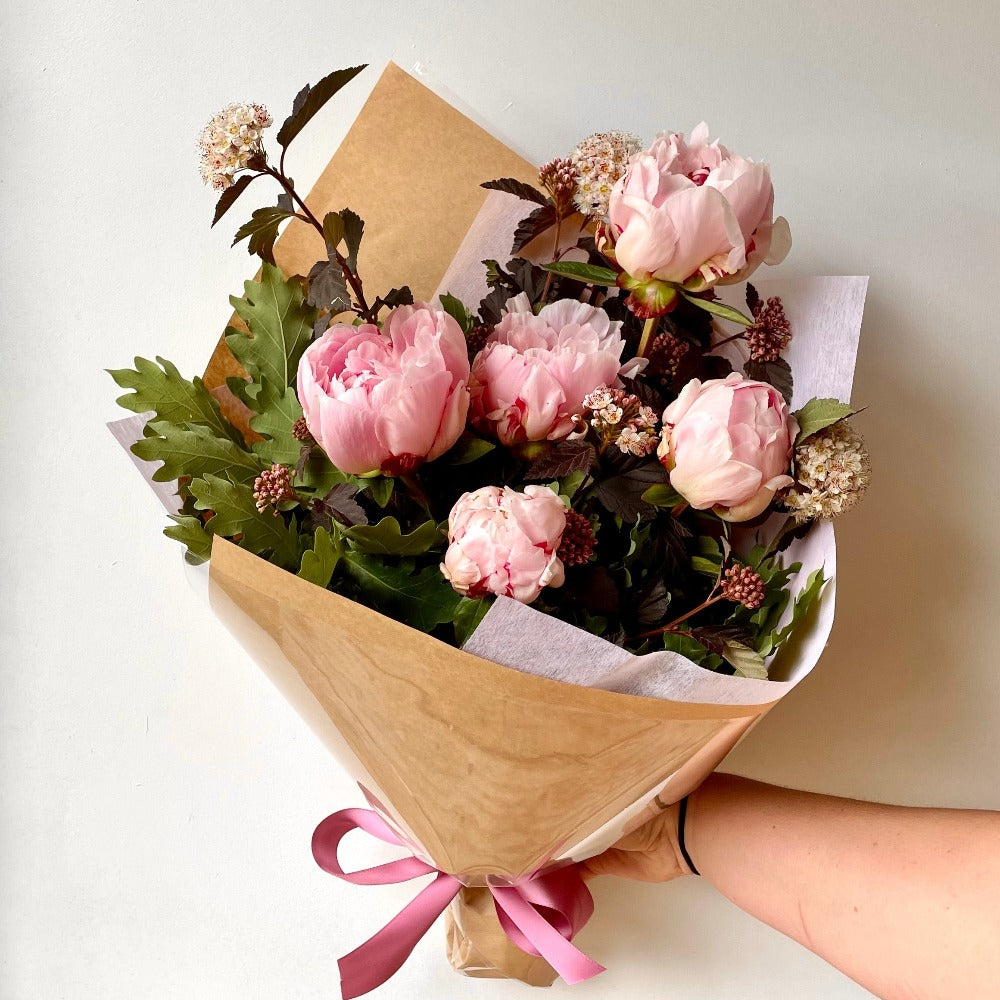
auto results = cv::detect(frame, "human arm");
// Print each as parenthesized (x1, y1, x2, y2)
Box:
(583, 773, 1000, 999)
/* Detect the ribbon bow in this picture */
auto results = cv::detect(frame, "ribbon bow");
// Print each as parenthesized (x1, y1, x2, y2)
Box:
(312, 808, 606, 999)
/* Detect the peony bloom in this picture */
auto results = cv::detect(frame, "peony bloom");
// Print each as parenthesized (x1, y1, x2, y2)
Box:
(658, 373, 797, 522)
(607, 124, 790, 315)
(297, 304, 470, 476)
(470, 293, 629, 445)
(441, 485, 568, 604)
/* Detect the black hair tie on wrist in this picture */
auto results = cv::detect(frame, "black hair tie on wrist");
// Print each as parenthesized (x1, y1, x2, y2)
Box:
(677, 795, 700, 876)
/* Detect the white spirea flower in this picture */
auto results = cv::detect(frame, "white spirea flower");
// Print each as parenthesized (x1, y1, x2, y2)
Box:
(198, 102, 273, 191)
(785, 421, 871, 522)
(570, 130, 642, 218)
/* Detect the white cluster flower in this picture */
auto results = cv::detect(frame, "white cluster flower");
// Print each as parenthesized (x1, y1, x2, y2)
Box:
(582, 386, 659, 456)
(570, 130, 642, 218)
(785, 421, 871, 522)
(198, 103, 273, 191)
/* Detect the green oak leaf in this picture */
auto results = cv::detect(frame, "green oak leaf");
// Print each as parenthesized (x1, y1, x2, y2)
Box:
(232, 206, 296, 263)
(132, 421, 260, 484)
(793, 398, 856, 444)
(247, 376, 304, 466)
(774, 567, 827, 646)
(298, 527, 342, 587)
(108, 356, 240, 442)
(189, 474, 302, 570)
(341, 552, 462, 633)
(345, 517, 444, 556)
(163, 514, 213, 564)
(642, 483, 685, 509)
(226, 263, 316, 390)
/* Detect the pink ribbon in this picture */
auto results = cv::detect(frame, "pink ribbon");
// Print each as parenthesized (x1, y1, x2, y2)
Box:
(312, 808, 605, 999)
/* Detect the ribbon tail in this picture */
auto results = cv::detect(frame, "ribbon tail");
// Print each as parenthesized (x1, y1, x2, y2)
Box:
(492, 886, 606, 986)
(338, 872, 461, 1000)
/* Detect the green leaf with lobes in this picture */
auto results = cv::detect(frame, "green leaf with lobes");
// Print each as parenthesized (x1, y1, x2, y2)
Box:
(108, 356, 240, 443)
(132, 421, 260, 484)
(345, 517, 444, 556)
(246, 377, 304, 466)
(454, 597, 492, 646)
(226, 263, 316, 390)
(341, 553, 463, 633)
(189, 474, 302, 570)
(298, 527, 341, 587)
(163, 514, 213, 564)
(276, 65, 367, 148)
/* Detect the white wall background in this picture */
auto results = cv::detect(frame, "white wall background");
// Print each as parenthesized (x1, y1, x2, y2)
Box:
(3, 2, 999, 997)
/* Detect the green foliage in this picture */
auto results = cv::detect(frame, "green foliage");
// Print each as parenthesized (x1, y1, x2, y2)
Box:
(720, 640, 768, 679)
(360, 475, 394, 507)
(439, 292, 475, 333)
(540, 260, 618, 286)
(661, 631, 724, 671)
(232, 207, 296, 263)
(132, 421, 260, 484)
(345, 517, 443, 556)
(794, 398, 856, 444)
(108, 356, 239, 442)
(679, 290, 753, 326)
(189, 474, 302, 570)
(341, 552, 462, 633)
(454, 597, 492, 646)
(449, 433, 496, 466)
(226, 263, 316, 389)
(163, 514, 213, 564)
(245, 377, 304, 466)
(691, 535, 724, 577)
(298, 527, 341, 587)
(773, 568, 827, 647)
(276, 65, 367, 147)
(642, 483, 685, 509)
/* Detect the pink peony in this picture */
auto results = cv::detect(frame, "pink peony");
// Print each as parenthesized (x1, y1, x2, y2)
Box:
(470, 293, 630, 445)
(608, 125, 790, 315)
(658, 373, 797, 522)
(441, 485, 567, 604)
(297, 305, 470, 476)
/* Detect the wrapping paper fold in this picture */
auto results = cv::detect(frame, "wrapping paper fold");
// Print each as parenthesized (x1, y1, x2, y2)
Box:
(113, 62, 867, 988)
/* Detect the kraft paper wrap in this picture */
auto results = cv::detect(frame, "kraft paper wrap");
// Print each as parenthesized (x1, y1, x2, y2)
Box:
(111, 64, 865, 986)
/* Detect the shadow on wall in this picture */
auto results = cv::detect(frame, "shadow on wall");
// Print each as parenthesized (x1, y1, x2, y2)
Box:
(724, 288, 994, 810)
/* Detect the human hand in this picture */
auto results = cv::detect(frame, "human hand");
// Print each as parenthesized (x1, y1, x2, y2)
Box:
(581, 797, 695, 883)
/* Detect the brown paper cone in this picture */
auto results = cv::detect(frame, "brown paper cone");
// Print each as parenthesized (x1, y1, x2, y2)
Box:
(445, 889, 558, 986)
(209, 537, 773, 883)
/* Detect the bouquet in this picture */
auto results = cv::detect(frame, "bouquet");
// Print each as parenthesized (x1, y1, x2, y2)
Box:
(109, 63, 869, 996)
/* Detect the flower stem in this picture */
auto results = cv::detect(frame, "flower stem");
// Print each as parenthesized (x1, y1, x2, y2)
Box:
(539, 215, 564, 304)
(709, 331, 746, 351)
(637, 316, 660, 358)
(263, 166, 375, 323)
(637, 589, 725, 639)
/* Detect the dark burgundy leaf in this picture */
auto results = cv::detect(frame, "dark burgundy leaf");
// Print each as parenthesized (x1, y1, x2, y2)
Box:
(620, 376, 666, 413)
(212, 174, 257, 227)
(306, 259, 352, 313)
(689, 624, 755, 656)
(512, 205, 558, 254)
(480, 177, 550, 206)
(745, 282, 761, 315)
(593, 459, 667, 520)
(745, 357, 793, 405)
(572, 565, 621, 613)
(636, 579, 670, 627)
(277, 66, 367, 148)
(524, 441, 596, 480)
(315, 482, 367, 527)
